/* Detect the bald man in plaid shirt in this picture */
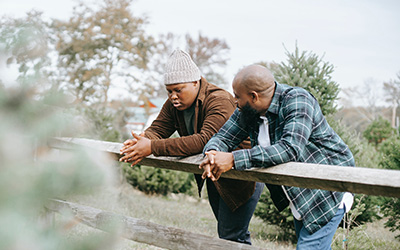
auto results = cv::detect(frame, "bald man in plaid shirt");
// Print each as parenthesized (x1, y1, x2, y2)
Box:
(200, 64, 355, 249)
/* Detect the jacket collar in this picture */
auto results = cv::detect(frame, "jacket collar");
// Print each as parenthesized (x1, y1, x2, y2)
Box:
(196, 76, 209, 106)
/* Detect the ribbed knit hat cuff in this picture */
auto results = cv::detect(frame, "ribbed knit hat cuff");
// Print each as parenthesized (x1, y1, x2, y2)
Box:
(164, 70, 201, 85)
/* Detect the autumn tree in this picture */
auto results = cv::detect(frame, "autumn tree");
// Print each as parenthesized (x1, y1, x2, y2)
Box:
(185, 32, 230, 88)
(52, 0, 155, 106)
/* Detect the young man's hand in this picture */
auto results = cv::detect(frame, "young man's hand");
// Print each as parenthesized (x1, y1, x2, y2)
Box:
(119, 131, 151, 167)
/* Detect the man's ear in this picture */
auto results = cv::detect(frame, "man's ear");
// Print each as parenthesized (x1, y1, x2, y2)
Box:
(250, 91, 258, 103)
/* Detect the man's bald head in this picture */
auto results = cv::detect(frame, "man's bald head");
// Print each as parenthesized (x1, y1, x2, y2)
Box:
(233, 64, 275, 94)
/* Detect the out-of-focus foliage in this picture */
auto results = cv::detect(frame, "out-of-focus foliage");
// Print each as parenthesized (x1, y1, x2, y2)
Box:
(0, 8, 122, 248)
(0, 84, 118, 250)
(254, 190, 296, 243)
(0, 10, 52, 87)
(379, 136, 400, 239)
(383, 71, 400, 111)
(123, 165, 196, 196)
(363, 116, 396, 147)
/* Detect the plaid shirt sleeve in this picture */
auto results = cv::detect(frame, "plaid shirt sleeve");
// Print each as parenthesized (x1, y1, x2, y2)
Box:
(232, 88, 318, 170)
(203, 109, 249, 154)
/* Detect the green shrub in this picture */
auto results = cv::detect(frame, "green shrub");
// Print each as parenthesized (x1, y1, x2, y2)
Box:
(123, 164, 196, 196)
(254, 189, 297, 243)
(363, 117, 396, 147)
(81, 107, 122, 142)
(379, 136, 400, 239)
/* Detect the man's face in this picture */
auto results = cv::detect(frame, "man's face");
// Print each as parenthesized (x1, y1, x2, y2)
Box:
(233, 81, 255, 112)
(237, 102, 260, 129)
(166, 81, 199, 111)
(233, 83, 260, 128)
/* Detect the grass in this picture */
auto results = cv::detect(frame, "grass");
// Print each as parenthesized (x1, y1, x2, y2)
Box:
(55, 176, 400, 250)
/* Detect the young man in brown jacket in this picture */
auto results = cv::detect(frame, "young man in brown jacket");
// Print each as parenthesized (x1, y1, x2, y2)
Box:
(120, 49, 263, 244)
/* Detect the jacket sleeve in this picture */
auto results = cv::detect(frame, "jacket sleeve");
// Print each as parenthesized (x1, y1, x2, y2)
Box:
(144, 101, 177, 140)
(150, 94, 236, 157)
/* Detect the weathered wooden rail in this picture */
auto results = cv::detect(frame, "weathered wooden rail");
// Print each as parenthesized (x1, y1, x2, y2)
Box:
(46, 199, 263, 250)
(47, 137, 400, 250)
(49, 137, 400, 198)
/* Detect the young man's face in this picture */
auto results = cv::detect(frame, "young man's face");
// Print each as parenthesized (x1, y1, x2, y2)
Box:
(166, 81, 199, 111)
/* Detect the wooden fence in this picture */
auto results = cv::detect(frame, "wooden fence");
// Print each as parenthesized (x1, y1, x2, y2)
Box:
(46, 137, 400, 249)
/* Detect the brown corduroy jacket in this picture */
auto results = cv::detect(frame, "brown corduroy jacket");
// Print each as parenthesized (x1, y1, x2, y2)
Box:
(144, 77, 255, 211)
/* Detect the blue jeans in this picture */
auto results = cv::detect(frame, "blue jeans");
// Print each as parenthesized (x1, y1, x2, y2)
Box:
(294, 206, 345, 250)
(206, 180, 264, 245)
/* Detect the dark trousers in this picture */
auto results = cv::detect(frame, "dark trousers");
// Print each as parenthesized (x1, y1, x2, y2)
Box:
(206, 180, 264, 245)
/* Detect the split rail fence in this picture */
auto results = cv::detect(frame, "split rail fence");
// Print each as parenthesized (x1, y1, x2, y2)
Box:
(46, 137, 400, 250)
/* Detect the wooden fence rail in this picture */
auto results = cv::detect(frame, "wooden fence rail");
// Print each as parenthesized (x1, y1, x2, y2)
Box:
(47, 136, 400, 250)
(49, 137, 400, 198)
(46, 199, 263, 250)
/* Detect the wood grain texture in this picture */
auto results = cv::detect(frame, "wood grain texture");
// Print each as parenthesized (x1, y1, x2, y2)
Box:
(48, 137, 400, 198)
(46, 199, 264, 250)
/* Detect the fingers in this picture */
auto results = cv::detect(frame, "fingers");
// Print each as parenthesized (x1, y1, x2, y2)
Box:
(119, 151, 134, 162)
(201, 163, 211, 179)
(212, 168, 222, 181)
(132, 132, 141, 140)
(123, 138, 134, 146)
(205, 151, 216, 165)
(130, 157, 143, 167)
(120, 144, 135, 154)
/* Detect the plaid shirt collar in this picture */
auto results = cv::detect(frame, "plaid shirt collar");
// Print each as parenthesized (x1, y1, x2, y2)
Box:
(265, 81, 282, 115)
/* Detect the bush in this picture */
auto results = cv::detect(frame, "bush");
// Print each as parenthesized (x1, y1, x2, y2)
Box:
(254, 189, 297, 243)
(123, 164, 196, 196)
(363, 117, 396, 147)
(379, 136, 400, 239)
(81, 107, 122, 142)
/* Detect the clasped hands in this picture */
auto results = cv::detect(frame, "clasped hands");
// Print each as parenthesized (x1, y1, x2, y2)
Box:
(119, 131, 151, 167)
(199, 150, 235, 181)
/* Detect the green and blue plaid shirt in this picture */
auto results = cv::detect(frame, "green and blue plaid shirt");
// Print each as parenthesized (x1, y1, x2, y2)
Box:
(204, 82, 355, 234)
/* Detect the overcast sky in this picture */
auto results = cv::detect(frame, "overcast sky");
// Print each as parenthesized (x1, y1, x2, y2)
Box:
(1, 0, 399, 102)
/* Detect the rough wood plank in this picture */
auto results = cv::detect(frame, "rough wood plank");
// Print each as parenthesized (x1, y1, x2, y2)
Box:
(46, 199, 264, 250)
(48, 137, 400, 198)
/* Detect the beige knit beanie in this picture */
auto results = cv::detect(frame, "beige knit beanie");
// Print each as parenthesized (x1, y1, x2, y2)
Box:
(164, 48, 201, 85)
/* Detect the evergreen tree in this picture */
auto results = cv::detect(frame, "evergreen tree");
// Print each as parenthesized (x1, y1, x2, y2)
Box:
(272, 44, 339, 115)
(379, 136, 400, 239)
(363, 116, 396, 147)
